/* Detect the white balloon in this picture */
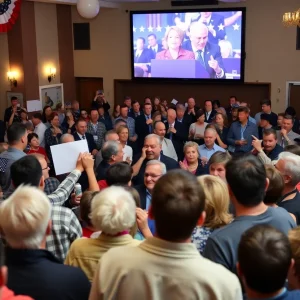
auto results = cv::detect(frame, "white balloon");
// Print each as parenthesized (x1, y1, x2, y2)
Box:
(77, 0, 100, 19)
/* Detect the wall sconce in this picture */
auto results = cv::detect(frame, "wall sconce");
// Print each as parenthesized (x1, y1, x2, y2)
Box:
(7, 71, 17, 87)
(47, 67, 56, 83)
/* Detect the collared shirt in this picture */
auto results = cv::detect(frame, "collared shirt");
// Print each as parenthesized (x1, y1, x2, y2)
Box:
(114, 116, 137, 138)
(198, 143, 226, 160)
(44, 177, 60, 195)
(248, 116, 257, 125)
(76, 132, 86, 140)
(162, 138, 178, 161)
(146, 189, 152, 211)
(87, 121, 106, 150)
(276, 130, 300, 148)
(34, 121, 47, 147)
(205, 110, 212, 121)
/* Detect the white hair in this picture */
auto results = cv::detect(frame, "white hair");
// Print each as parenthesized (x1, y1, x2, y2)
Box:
(144, 134, 162, 146)
(0, 185, 51, 249)
(146, 160, 167, 175)
(91, 186, 136, 235)
(60, 133, 74, 143)
(278, 152, 300, 186)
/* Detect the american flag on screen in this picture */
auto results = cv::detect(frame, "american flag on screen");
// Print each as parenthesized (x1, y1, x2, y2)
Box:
(147, 14, 162, 28)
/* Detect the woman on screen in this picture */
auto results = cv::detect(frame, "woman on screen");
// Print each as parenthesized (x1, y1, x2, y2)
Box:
(155, 26, 195, 60)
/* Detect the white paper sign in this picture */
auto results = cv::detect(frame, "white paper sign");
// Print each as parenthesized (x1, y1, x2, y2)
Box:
(50, 140, 89, 175)
(27, 100, 42, 112)
(171, 98, 178, 105)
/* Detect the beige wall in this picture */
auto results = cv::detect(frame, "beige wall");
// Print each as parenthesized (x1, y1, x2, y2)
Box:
(72, 0, 300, 113)
(35, 2, 61, 88)
(0, 33, 11, 117)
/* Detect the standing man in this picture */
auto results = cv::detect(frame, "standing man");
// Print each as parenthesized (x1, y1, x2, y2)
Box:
(185, 97, 199, 123)
(91, 90, 110, 112)
(276, 115, 300, 148)
(147, 33, 163, 58)
(255, 99, 278, 127)
(129, 100, 142, 119)
(87, 109, 106, 150)
(32, 112, 47, 147)
(123, 96, 132, 113)
(4, 97, 21, 128)
(71, 101, 81, 120)
(136, 103, 153, 151)
(226, 96, 238, 119)
(204, 100, 217, 123)
(134, 37, 152, 75)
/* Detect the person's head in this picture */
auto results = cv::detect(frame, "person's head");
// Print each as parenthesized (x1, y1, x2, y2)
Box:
(196, 109, 205, 123)
(152, 111, 162, 122)
(28, 132, 39, 148)
(143, 103, 152, 116)
(176, 104, 186, 120)
(277, 113, 285, 127)
(151, 170, 206, 241)
(153, 97, 160, 107)
(262, 128, 277, 153)
(261, 99, 272, 113)
(212, 99, 221, 110)
(264, 165, 284, 205)
(204, 100, 213, 112)
(215, 112, 227, 127)
(49, 112, 60, 127)
(136, 37, 145, 50)
(42, 105, 52, 122)
(132, 100, 140, 113)
(167, 108, 176, 124)
(56, 103, 63, 112)
(238, 106, 250, 123)
(10, 96, 18, 107)
(116, 125, 129, 143)
(29, 153, 49, 180)
(276, 152, 300, 188)
(204, 128, 217, 148)
(105, 129, 120, 142)
(31, 112, 42, 127)
(229, 96, 237, 106)
(238, 225, 292, 295)
(164, 26, 184, 51)
(285, 106, 296, 117)
(209, 151, 231, 182)
(260, 113, 271, 128)
(284, 145, 300, 156)
(183, 141, 199, 164)
(113, 104, 120, 116)
(189, 22, 209, 51)
(71, 100, 79, 111)
(226, 154, 268, 207)
(0, 185, 51, 249)
(75, 119, 87, 135)
(153, 121, 166, 138)
(91, 186, 136, 234)
(90, 109, 99, 123)
(25, 121, 34, 133)
(60, 133, 75, 143)
(232, 107, 239, 118)
(120, 104, 129, 118)
(7, 123, 28, 149)
(80, 110, 88, 119)
(144, 134, 162, 160)
(80, 191, 99, 227)
(144, 97, 152, 105)
(219, 40, 233, 58)
(106, 162, 133, 187)
(288, 227, 300, 289)
(102, 141, 124, 164)
(282, 115, 294, 132)
(187, 97, 195, 109)
(123, 96, 131, 108)
(20, 109, 28, 121)
(98, 106, 105, 117)
(114, 119, 127, 130)
(198, 175, 232, 229)
(144, 160, 166, 192)
(147, 33, 157, 47)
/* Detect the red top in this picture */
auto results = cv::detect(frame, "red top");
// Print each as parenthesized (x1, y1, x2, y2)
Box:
(82, 227, 95, 238)
(27, 147, 47, 160)
(2, 286, 33, 300)
(98, 180, 108, 190)
(155, 48, 195, 60)
(297, 182, 300, 192)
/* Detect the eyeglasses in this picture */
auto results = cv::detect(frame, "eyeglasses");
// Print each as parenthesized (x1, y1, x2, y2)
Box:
(144, 173, 162, 179)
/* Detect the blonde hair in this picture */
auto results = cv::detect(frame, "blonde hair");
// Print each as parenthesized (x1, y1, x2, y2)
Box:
(183, 141, 200, 157)
(0, 185, 51, 248)
(289, 227, 300, 279)
(197, 175, 232, 229)
(164, 26, 184, 49)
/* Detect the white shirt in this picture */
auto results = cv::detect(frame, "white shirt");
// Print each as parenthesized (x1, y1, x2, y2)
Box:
(135, 50, 143, 57)
(123, 145, 133, 163)
(76, 132, 86, 140)
(34, 121, 47, 148)
(162, 138, 178, 161)
(206, 110, 212, 120)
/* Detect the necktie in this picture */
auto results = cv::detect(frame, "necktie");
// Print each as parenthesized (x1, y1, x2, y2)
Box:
(82, 135, 86, 140)
(147, 116, 152, 133)
(196, 50, 205, 67)
(169, 125, 173, 141)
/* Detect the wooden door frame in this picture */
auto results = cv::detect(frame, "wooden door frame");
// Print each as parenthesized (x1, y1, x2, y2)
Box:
(286, 81, 300, 107)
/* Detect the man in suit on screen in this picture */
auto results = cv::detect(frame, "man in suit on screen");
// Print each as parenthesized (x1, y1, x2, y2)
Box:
(134, 37, 152, 76)
(183, 22, 226, 79)
(147, 33, 163, 59)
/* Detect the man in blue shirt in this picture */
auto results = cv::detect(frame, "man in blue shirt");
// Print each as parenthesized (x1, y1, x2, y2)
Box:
(198, 127, 225, 162)
(227, 106, 259, 153)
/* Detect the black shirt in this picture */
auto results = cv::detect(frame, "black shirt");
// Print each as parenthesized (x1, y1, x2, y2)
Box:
(278, 190, 300, 225)
(264, 143, 283, 161)
(4, 106, 21, 124)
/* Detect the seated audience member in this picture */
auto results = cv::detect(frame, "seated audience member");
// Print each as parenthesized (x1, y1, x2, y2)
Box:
(258, 113, 273, 139)
(188, 109, 208, 145)
(179, 141, 208, 176)
(32, 112, 47, 147)
(153, 121, 178, 161)
(198, 128, 226, 163)
(96, 141, 124, 181)
(87, 109, 107, 150)
(288, 227, 300, 290)
(192, 175, 232, 254)
(89, 170, 242, 300)
(0, 186, 90, 299)
(285, 106, 300, 134)
(27, 133, 48, 161)
(203, 154, 296, 275)
(276, 152, 300, 224)
(63, 110, 76, 134)
(117, 125, 133, 163)
(65, 186, 140, 282)
(132, 134, 179, 185)
(73, 119, 98, 156)
(214, 112, 229, 149)
(98, 106, 113, 130)
(277, 115, 300, 148)
(209, 151, 231, 182)
(252, 128, 283, 164)
(254, 99, 278, 127)
(237, 224, 300, 300)
(0, 123, 27, 199)
(227, 106, 259, 153)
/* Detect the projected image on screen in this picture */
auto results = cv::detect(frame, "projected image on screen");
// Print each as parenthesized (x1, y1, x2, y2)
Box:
(131, 10, 244, 80)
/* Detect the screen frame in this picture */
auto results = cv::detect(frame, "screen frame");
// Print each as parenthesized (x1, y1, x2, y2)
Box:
(130, 7, 246, 83)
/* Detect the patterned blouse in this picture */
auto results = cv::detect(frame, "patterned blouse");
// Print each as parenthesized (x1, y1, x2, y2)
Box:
(191, 226, 214, 254)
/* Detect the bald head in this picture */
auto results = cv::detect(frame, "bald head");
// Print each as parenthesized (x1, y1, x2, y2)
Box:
(189, 22, 209, 51)
(153, 121, 166, 138)
(60, 133, 75, 144)
(167, 108, 176, 124)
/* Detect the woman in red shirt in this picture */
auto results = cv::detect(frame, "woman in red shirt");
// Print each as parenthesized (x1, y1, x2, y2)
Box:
(27, 133, 48, 162)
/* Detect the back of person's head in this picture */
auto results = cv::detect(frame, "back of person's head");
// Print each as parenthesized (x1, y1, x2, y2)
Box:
(10, 155, 42, 188)
(0, 186, 51, 248)
(209, 151, 231, 166)
(226, 154, 266, 207)
(285, 106, 296, 117)
(105, 129, 118, 141)
(80, 191, 99, 227)
(152, 169, 205, 241)
(106, 162, 133, 186)
(32, 112, 43, 120)
(238, 106, 250, 114)
(238, 224, 292, 294)
(278, 152, 300, 186)
(284, 145, 300, 156)
(7, 123, 27, 145)
(288, 227, 300, 288)
(91, 186, 136, 235)
(264, 165, 284, 205)
(197, 175, 232, 229)
(102, 141, 119, 162)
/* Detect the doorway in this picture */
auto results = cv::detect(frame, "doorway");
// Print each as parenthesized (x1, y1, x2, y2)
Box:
(286, 81, 300, 114)
(76, 77, 103, 110)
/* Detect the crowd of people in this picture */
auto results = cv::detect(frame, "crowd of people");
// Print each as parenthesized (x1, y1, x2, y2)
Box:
(1, 92, 300, 299)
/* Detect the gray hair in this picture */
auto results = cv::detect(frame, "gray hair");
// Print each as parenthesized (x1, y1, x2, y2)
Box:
(204, 127, 217, 136)
(102, 141, 119, 162)
(60, 133, 75, 144)
(183, 141, 200, 156)
(176, 104, 186, 111)
(278, 152, 300, 186)
(146, 160, 167, 175)
(144, 134, 162, 146)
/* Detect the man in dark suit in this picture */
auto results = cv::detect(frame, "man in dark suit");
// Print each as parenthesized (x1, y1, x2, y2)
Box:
(128, 100, 142, 120)
(147, 33, 163, 59)
(98, 107, 113, 130)
(176, 104, 192, 137)
(204, 100, 217, 123)
(185, 97, 200, 124)
(73, 119, 98, 156)
(132, 134, 179, 186)
(134, 37, 152, 76)
(183, 22, 226, 79)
